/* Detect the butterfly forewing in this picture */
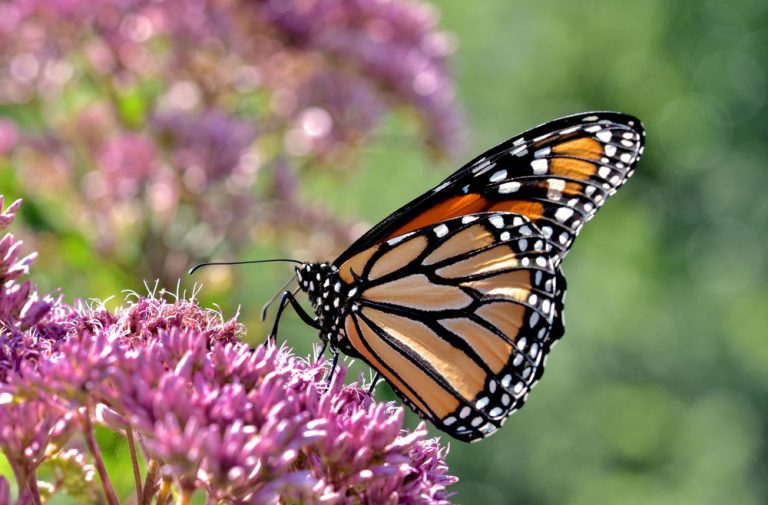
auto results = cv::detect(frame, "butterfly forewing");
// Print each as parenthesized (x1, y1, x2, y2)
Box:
(334, 112, 645, 267)
(338, 212, 564, 441)
(291, 111, 643, 442)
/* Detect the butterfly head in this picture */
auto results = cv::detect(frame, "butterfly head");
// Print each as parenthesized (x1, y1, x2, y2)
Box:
(295, 262, 349, 342)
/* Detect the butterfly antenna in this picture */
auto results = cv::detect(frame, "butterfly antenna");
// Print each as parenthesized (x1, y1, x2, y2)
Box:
(261, 273, 298, 321)
(188, 258, 302, 276)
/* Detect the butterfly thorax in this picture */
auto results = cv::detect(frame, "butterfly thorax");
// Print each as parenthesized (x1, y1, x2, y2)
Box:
(295, 262, 356, 349)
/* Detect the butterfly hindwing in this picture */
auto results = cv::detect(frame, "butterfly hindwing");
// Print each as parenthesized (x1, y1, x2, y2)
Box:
(338, 212, 564, 442)
(334, 112, 645, 267)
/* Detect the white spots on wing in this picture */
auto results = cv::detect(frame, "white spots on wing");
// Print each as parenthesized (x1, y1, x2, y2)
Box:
(481, 423, 496, 434)
(499, 181, 521, 194)
(598, 166, 611, 179)
(559, 232, 570, 245)
(596, 130, 613, 142)
(462, 184, 470, 194)
(547, 178, 566, 200)
(434, 224, 449, 238)
(513, 382, 525, 396)
(541, 225, 553, 238)
(501, 393, 511, 406)
(584, 124, 601, 132)
(521, 257, 530, 267)
(534, 270, 543, 285)
(501, 374, 513, 387)
(432, 181, 451, 192)
(555, 207, 574, 222)
(519, 225, 533, 236)
(584, 202, 594, 213)
(462, 215, 478, 224)
(620, 152, 633, 163)
(489, 169, 507, 182)
(560, 126, 579, 135)
(534, 147, 551, 158)
(443, 416, 456, 426)
(517, 337, 527, 350)
(610, 175, 621, 186)
(518, 238, 528, 251)
(489, 407, 504, 417)
(472, 158, 493, 175)
(513, 137, 526, 146)
(529, 342, 540, 358)
(528, 293, 538, 305)
(535, 256, 547, 268)
(348, 287, 358, 297)
(531, 159, 548, 175)
(459, 406, 471, 419)
(621, 139, 635, 148)
(476, 397, 489, 409)
(584, 185, 596, 197)
(510, 144, 528, 157)
(489, 380, 497, 393)
(604, 144, 617, 157)
(534, 133, 553, 143)
(471, 416, 484, 427)
(582, 115, 599, 122)
(500, 231, 511, 241)
(622, 131, 635, 139)
(542, 299, 551, 314)
(489, 215, 505, 229)
(512, 216, 526, 227)
(513, 354, 524, 366)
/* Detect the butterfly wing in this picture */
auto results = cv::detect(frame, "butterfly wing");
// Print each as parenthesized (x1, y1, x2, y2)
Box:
(337, 212, 565, 441)
(334, 111, 645, 267)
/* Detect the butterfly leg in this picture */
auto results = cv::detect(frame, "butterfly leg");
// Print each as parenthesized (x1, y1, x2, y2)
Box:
(267, 290, 320, 344)
(324, 349, 340, 383)
(314, 340, 328, 361)
(367, 372, 381, 395)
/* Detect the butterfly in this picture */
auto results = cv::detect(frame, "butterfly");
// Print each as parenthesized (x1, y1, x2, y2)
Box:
(270, 112, 645, 442)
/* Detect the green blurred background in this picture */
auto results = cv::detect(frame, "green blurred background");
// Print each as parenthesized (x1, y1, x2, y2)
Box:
(2, 0, 768, 503)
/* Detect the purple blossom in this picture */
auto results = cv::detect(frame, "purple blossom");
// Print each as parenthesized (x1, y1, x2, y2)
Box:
(0, 196, 458, 503)
(152, 109, 257, 187)
(0, 119, 18, 156)
(95, 133, 157, 199)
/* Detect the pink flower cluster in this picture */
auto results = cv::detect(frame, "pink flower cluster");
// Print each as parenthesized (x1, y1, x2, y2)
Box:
(0, 197, 457, 504)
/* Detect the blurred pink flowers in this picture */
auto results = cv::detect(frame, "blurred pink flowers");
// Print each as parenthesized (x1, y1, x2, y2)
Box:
(0, 197, 457, 503)
(0, 0, 463, 286)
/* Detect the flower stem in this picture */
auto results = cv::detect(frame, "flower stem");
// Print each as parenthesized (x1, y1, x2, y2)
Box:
(26, 477, 43, 505)
(141, 459, 160, 505)
(126, 425, 143, 499)
(82, 409, 119, 505)
(157, 478, 172, 505)
(178, 488, 192, 505)
(6, 458, 42, 505)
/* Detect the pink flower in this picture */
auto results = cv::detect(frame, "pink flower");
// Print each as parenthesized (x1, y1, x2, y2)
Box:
(0, 196, 458, 503)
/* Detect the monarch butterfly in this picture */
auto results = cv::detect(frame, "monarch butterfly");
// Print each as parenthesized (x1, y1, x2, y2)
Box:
(266, 112, 645, 442)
